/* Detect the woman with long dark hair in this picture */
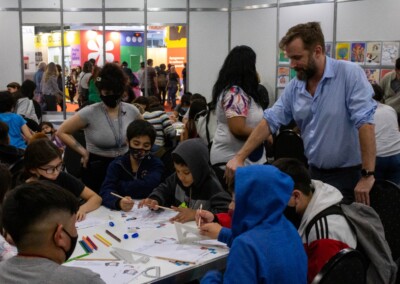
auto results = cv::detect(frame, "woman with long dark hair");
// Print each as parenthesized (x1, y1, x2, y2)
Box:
(210, 46, 266, 176)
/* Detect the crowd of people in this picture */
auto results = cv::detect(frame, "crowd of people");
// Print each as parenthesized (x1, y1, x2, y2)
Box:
(0, 21, 399, 284)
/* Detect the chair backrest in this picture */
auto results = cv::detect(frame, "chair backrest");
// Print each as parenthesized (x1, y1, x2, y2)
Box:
(370, 179, 400, 261)
(63, 130, 86, 178)
(311, 248, 367, 284)
(273, 129, 308, 166)
(159, 146, 176, 181)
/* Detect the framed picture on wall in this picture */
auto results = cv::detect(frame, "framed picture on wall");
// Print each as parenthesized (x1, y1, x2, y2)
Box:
(325, 42, 332, 57)
(382, 41, 399, 66)
(336, 42, 350, 61)
(364, 68, 380, 84)
(277, 67, 290, 88)
(365, 42, 381, 65)
(279, 49, 289, 65)
(350, 42, 366, 64)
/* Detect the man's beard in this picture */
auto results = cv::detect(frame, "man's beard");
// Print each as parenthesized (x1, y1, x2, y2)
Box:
(295, 56, 317, 81)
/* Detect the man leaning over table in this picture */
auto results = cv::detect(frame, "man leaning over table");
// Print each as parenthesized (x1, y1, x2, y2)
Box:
(226, 21, 377, 205)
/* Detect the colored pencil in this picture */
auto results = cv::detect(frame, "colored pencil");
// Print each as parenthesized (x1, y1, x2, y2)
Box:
(105, 229, 122, 242)
(93, 234, 111, 247)
(155, 256, 196, 265)
(82, 237, 94, 250)
(198, 203, 203, 227)
(110, 192, 124, 199)
(65, 252, 90, 263)
(79, 240, 92, 253)
(85, 235, 98, 250)
(94, 233, 112, 246)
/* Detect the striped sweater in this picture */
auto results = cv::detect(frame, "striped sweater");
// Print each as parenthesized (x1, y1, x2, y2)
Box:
(144, 110, 176, 146)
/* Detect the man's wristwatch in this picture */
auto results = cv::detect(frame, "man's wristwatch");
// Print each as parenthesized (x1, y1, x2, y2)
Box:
(361, 169, 375, 177)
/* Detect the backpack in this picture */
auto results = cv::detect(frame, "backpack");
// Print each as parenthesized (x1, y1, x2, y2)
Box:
(194, 102, 217, 150)
(305, 203, 397, 284)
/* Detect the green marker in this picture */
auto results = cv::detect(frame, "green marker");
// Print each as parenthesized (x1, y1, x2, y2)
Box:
(65, 252, 90, 263)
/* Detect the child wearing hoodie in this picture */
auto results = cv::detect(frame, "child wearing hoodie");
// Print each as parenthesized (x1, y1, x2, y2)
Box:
(139, 138, 231, 223)
(201, 165, 307, 284)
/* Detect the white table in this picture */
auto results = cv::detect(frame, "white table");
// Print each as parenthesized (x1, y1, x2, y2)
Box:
(65, 206, 228, 283)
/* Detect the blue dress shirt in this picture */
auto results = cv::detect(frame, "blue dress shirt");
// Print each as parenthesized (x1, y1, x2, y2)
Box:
(264, 56, 377, 169)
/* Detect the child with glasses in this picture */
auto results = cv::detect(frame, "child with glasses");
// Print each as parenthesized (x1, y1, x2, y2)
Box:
(23, 139, 102, 221)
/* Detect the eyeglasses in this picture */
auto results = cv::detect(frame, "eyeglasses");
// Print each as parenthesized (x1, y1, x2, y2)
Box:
(39, 162, 64, 174)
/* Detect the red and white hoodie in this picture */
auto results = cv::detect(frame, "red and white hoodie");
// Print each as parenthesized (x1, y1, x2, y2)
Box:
(298, 180, 357, 283)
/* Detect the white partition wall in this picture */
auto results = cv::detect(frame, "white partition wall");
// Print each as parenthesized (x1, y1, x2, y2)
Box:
(0, 11, 22, 86)
(189, 12, 229, 100)
(231, 8, 277, 104)
(1, 0, 400, 105)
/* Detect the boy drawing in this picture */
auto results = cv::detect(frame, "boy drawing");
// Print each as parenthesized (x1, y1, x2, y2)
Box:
(201, 165, 307, 283)
(139, 138, 231, 223)
(100, 120, 164, 211)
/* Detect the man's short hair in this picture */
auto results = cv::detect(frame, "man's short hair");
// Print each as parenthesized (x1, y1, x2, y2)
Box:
(6, 82, 20, 90)
(273, 158, 314, 196)
(1, 181, 79, 246)
(279, 21, 325, 54)
(126, 120, 156, 145)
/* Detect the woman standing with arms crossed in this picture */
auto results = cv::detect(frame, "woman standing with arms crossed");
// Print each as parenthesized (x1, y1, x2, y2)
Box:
(210, 46, 266, 186)
(57, 63, 142, 193)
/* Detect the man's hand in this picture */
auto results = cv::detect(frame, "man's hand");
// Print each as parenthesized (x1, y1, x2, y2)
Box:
(354, 176, 375, 206)
(225, 156, 245, 185)
(119, 196, 135, 212)
(138, 198, 159, 209)
(199, 223, 222, 239)
(170, 207, 195, 223)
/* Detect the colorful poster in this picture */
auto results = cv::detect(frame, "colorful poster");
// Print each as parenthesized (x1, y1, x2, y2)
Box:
(365, 69, 380, 84)
(120, 31, 144, 47)
(80, 31, 121, 66)
(366, 42, 381, 65)
(351, 42, 366, 64)
(167, 47, 186, 76)
(381, 69, 392, 79)
(382, 41, 399, 66)
(325, 42, 332, 57)
(279, 49, 289, 64)
(70, 45, 81, 67)
(336, 42, 350, 61)
(277, 67, 290, 88)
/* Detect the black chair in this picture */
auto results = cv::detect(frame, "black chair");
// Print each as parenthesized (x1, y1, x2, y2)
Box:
(160, 146, 176, 181)
(370, 179, 400, 261)
(311, 248, 367, 284)
(273, 129, 308, 166)
(63, 130, 86, 178)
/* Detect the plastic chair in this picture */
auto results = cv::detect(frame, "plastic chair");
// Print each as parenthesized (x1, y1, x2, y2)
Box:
(273, 129, 308, 166)
(370, 179, 400, 261)
(311, 248, 367, 284)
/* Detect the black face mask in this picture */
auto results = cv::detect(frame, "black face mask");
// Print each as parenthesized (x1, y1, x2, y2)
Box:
(100, 94, 121, 108)
(62, 228, 78, 261)
(129, 147, 150, 160)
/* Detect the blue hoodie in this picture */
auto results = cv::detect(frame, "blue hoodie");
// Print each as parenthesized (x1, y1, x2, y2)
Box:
(202, 165, 307, 284)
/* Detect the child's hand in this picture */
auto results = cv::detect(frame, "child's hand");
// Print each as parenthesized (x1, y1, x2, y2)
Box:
(195, 209, 214, 227)
(138, 198, 159, 209)
(199, 223, 222, 239)
(170, 207, 196, 223)
(119, 196, 135, 212)
(76, 209, 86, 222)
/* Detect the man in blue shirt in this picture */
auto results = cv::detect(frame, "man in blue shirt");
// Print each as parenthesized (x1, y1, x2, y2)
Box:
(226, 22, 377, 205)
